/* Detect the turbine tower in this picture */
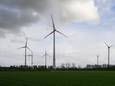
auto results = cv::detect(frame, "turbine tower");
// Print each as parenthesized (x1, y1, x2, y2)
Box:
(27, 49, 33, 66)
(44, 16, 67, 68)
(42, 49, 50, 68)
(19, 38, 30, 66)
(105, 42, 112, 68)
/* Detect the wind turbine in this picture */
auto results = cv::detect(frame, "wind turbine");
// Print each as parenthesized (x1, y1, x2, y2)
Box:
(18, 38, 30, 66)
(44, 16, 67, 68)
(105, 42, 112, 68)
(27, 48, 33, 66)
(42, 49, 50, 68)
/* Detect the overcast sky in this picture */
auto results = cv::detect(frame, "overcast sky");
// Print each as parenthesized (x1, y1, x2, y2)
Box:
(0, 0, 115, 67)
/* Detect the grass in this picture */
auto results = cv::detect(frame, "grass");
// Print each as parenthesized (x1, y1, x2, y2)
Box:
(0, 71, 115, 86)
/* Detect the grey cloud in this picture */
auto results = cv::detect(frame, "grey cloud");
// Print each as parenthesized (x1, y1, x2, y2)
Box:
(0, 0, 99, 37)
(0, 0, 51, 37)
(0, 0, 50, 12)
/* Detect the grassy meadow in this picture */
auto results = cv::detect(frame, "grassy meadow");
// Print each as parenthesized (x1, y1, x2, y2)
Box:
(0, 71, 115, 86)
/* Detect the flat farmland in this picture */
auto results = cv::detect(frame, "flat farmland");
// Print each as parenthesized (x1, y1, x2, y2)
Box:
(0, 71, 115, 86)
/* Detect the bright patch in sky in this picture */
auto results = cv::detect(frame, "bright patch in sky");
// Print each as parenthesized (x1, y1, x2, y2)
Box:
(58, 0, 99, 22)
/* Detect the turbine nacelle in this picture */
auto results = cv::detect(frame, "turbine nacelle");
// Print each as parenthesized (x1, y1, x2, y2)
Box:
(44, 30, 68, 39)
(44, 16, 68, 39)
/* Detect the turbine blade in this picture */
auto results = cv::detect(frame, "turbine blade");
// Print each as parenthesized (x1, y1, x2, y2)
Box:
(47, 54, 50, 57)
(27, 46, 30, 50)
(51, 15, 54, 25)
(27, 47, 31, 52)
(27, 47, 33, 55)
(51, 15, 55, 28)
(104, 42, 109, 47)
(18, 46, 25, 49)
(44, 31, 54, 39)
(56, 30, 68, 38)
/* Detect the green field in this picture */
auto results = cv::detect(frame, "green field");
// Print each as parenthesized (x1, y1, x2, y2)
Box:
(0, 71, 115, 86)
